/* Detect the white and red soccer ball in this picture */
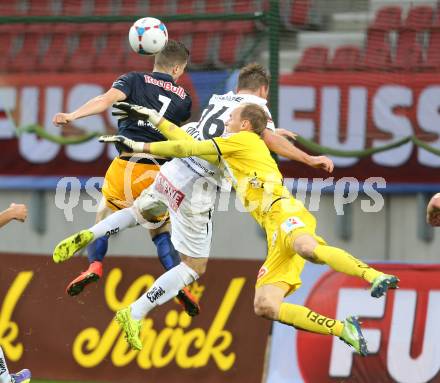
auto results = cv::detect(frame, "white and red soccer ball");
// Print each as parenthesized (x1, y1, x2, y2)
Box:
(128, 17, 168, 55)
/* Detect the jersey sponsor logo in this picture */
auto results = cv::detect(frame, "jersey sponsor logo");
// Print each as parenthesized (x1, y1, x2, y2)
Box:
(281, 216, 305, 233)
(0, 357, 7, 375)
(146, 286, 166, 303)
(137, 120, 154, 128)
(306, 310, 337, 329)
(185, 125, 203, 140)
(181, 157, 216, 176)
(257, 266, 268, 279)
(155, 173, 185, 211)
(144, 74, 187, 99)
(105, 228, 119, 237)
(212, 94, 244, 103)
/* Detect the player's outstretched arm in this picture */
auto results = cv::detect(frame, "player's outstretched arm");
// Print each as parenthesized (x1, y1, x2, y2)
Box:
(262, 129, 334, 173)
(112, 102, 194, 142)
(53, 88, 125, 127)
(275, 128, 297, 140)
(149, 140, 219, 161)
(0, 203, 27, 229)
(99, 136, 220, 164)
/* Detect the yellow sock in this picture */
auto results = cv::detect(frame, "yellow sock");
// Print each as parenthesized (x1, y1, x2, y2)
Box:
(314, 244, 382, 283)
(278, 303, 344, 337)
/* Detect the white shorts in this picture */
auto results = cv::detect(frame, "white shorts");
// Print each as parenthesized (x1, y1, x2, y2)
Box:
(134, 173, 213, 258)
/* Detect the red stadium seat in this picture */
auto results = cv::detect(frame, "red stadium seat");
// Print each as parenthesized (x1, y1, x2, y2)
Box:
(327, 45, 361, 71)
(196, 0, 237, 65)
(295, 46, 329, 72)
(109, 22, 131, 36)
(93, 39, 125, 72)
(203, 0, 228, 14)
(217, 21, 255, 66)
(94, 24, 126, 72)
(260, 0, 270, 12)
(0, 24, 15, 53)
(0, 25, 17, 72)
(61, 0, 85, 15)
(93, 0, 113, 15)
(365, 28, 390, 50)
(38, 24, 76, 72)
(392, 39, 423, 71)
(167, 22, 192, 41)
(405, 6, 433, 30)
(432, 11, 440, 30)
(190, 22, 222, 65)
(0, 2, 20, 15)
(66, 23, 103, 72)
(371, 6, 402, 30)
(233, 1, 253, 13)
(26, 0, 53, 16)
(38, 35, 68, 71)
(396, 29, 417, 48)
(12, 24, 49, 72)
(124, 50, 154, 72)
(358, 44, 392, 71)
(147, 0, 170, 15)
(418, 30, 440, 71)
(176, 0, 198, 14)
(117, 0, 140, 15)
(288, 0, 312, 27)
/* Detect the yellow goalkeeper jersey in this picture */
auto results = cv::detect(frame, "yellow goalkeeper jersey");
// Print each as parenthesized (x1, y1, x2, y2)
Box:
(150, 130, 292, 227)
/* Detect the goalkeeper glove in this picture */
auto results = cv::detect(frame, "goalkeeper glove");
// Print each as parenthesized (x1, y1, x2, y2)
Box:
(111, 102, 162, 125)
(99, 135, 144, 153)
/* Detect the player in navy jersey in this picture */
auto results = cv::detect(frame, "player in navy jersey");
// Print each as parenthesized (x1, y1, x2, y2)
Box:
(52, 40, 199, 316)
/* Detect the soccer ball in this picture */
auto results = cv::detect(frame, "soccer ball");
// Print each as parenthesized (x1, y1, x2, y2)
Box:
(128, 17, 168, 55)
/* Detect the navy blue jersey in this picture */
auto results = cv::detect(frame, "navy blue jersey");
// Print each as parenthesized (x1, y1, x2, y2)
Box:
(112, 71, 192, 153)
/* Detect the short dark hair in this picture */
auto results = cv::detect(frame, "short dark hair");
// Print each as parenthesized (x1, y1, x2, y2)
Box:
(239, 103, 268, 136)
(155, 40, 190, 69)
(237, 63, 270, 91)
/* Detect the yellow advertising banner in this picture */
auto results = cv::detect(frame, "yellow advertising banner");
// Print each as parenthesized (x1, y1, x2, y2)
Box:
(0, 253, 271, 383)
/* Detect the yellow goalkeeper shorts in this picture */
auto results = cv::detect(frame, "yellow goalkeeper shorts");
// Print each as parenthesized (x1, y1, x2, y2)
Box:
(102, 156, 162, 211)
(256, 198, 326, 295)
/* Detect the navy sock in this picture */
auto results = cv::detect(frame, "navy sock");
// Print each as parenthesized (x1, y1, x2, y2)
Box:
(87, 236, 109, 263)
(152, 232, 181, 271)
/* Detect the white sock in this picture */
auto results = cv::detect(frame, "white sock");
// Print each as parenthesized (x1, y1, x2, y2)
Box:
(130, 262, 199, 319)
(0, 346, 11, 383)
(89, 207, 137, 239)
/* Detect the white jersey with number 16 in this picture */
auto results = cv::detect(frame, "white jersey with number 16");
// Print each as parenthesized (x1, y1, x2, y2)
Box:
(157, 91, 275, 213)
